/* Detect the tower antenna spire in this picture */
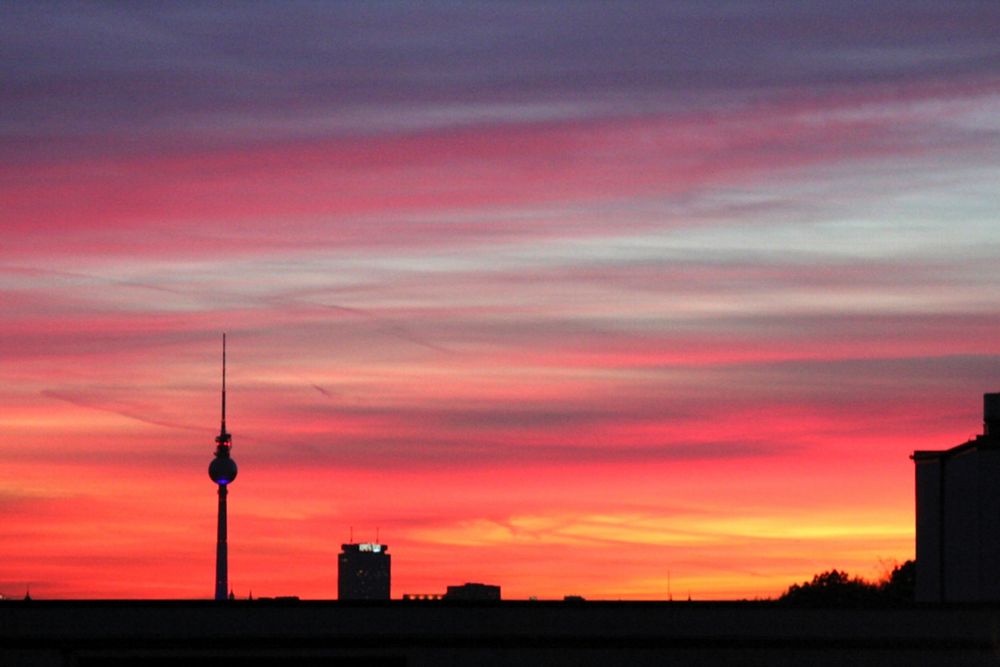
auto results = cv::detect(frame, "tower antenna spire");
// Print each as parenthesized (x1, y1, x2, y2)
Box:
(222, 332, 226, 429)
(216, 333, 231, 449)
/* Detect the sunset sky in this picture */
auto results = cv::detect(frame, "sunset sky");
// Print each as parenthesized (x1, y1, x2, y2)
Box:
(3, 2, 1000, 600)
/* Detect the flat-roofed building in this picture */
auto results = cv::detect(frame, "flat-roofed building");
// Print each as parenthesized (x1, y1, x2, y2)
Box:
(444, 582, 501, 601)
(913, 393, 1000, 602)
(338, 543, 390, 600)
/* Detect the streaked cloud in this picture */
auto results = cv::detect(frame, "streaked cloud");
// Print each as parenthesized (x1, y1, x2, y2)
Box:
(1, 1, 999, 600)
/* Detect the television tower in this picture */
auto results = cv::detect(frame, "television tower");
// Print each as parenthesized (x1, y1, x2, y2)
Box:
(208, 334, 238, 601)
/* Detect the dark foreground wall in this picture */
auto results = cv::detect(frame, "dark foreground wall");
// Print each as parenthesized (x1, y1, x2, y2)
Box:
(3, 600, 1000, 666)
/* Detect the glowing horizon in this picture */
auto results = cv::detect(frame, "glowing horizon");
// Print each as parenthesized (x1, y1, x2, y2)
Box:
(3, 2, 1000, 600)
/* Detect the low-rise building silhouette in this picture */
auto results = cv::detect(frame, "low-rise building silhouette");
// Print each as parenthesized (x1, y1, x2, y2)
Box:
(402, 593, 443, 601)
(338, 543, 390, 600)
(443, 582, 501, 601)
(913, 392, 1000, 602)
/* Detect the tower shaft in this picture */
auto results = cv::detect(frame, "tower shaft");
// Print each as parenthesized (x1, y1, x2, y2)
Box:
(215, 485, 228, 601)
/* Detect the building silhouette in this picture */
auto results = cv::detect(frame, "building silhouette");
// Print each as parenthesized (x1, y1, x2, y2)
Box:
(443, 582, 501, 601)
(913, 392, 1000, 602)
(338, 543, 390, 600)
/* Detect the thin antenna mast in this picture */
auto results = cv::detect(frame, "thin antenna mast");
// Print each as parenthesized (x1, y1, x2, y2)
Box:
(216, 333, 231, 449)
(221, 333, 226, 433)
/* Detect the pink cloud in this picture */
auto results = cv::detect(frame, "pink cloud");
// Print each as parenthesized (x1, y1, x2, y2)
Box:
(4, 77, 996, 260)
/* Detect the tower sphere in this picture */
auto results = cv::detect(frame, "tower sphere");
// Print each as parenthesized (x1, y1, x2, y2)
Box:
(209, 457, 238, 485)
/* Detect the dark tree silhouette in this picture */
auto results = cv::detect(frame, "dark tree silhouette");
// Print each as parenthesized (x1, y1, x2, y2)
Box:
(778, 560, 915, 606)
(779, 570, 880, 606)
(880, 559, 915, 602)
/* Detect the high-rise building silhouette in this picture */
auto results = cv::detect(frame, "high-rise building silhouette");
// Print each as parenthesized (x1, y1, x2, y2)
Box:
(338, 543, 390, 600)
(207, 334, 238, 601)
(913, 392, 1000, 602)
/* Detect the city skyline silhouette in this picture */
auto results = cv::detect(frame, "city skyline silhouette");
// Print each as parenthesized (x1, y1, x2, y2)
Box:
(3, 2, 1000, 601)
